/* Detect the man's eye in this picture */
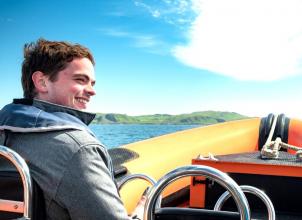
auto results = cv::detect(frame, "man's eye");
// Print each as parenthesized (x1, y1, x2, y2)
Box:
(76, 78, 85, 83)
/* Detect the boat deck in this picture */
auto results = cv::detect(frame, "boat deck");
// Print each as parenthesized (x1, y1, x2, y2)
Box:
(211, 151, 302, 167)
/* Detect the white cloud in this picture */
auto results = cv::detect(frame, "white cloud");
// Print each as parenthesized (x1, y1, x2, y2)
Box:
(133, 35, 158, 48)
(99, 27, 168, 54)
(0, 17, 14, 23)
(173, 0, 302, 81)
(134, 1, 161, 18)
(98, 28, 130, 37)
(134, 0, 197, 25)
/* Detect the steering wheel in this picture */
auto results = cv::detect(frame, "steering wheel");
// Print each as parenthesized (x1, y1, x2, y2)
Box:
(144, 165, 251, 220)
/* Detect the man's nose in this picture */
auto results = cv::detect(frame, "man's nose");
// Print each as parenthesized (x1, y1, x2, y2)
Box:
(85, 84, 96, 96)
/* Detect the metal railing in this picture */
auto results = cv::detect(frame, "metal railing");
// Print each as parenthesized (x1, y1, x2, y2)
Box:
(0, 145, 32, 220)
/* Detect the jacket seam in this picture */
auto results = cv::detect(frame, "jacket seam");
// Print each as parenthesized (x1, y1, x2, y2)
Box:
(34, 110, 42, 127)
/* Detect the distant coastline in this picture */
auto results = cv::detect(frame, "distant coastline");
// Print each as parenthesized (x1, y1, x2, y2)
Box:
(92, 111, 248, 125)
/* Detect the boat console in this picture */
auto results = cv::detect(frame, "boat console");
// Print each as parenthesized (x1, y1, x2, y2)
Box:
(191, 151, 302, 220)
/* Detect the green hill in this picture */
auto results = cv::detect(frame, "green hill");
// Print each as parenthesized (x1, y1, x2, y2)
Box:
(92, 111, 248, 125)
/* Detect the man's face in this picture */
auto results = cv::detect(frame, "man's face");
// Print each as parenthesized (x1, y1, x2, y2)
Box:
(43, 58, 96, 110)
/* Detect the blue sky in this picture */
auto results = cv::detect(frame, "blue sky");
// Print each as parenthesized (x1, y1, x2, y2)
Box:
(1, 0, 302, 118)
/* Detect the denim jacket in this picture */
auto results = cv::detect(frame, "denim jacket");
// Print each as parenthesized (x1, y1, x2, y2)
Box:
(0, 99, 130, 220)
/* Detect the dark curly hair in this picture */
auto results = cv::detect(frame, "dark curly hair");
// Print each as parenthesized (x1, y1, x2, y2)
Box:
(21, 38, 95, 99)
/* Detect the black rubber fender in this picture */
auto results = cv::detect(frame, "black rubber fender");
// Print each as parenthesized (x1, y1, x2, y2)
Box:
(258, 113, 275, 149)
(258, 114, 290, 150)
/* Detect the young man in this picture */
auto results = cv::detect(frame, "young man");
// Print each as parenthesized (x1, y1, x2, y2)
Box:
(0, 39, 144, 219)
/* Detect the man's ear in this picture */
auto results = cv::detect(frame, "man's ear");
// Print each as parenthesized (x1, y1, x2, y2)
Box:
(32, 71, 48, 93)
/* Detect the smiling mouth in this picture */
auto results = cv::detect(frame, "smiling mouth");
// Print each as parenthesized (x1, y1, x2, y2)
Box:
(75, 97, 89, 104)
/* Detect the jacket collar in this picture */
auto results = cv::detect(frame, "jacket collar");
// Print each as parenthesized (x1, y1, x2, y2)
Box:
(0, 99, 95, 135)
(13, 99, 96, 125)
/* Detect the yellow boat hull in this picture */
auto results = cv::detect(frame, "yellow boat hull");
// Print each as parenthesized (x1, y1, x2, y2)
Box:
(118, 118, 261, 212)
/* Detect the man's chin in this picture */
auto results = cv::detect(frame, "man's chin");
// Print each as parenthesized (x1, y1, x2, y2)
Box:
(71, 100, 87, 110)
(74, 104, 87, 111)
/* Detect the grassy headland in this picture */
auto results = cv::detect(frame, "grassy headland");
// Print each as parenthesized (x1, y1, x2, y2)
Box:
(92, 111, 248, 125)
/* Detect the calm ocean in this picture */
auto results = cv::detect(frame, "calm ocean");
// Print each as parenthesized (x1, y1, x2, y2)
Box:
(89, 124, 200, 149)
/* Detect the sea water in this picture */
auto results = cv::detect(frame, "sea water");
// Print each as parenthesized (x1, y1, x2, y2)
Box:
(89, 124, 200, 149)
